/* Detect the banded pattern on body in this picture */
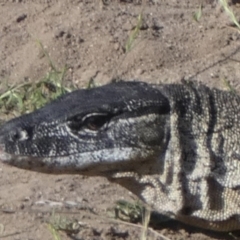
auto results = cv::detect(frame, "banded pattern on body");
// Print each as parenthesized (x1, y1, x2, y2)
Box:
(1, 81, 240, 231)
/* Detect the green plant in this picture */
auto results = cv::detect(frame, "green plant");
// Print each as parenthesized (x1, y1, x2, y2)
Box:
(0, 41, 72, 118)
(125, 12, 143, 53)
(219, 0, 240, 30)
(193, 5, 202, 22)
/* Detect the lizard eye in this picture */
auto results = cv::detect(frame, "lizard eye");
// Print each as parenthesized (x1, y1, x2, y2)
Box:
(68, 114, 111, 132)
(83, 115, 111, 131)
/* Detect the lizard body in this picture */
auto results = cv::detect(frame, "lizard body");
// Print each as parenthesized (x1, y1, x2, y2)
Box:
(0, 81, 240, 231)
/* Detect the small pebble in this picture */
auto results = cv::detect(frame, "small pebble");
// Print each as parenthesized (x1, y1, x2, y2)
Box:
(16, 14, 27, 23)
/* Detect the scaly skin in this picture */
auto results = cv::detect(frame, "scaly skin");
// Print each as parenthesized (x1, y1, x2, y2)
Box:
(1, 81, 240, 231)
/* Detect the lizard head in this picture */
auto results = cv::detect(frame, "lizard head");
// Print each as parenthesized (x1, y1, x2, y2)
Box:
(0, 81, 170, 176)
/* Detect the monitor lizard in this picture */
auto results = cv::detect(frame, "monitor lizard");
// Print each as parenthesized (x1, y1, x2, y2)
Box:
(0, 80, 240, 231)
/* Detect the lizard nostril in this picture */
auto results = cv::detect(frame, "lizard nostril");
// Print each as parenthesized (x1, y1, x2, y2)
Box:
(10, 129, 29, 142)
(10, 130, 20, 141)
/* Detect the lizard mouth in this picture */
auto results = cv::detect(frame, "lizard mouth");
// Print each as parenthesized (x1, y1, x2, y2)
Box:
(0, 143, 53, 171)
(0, 144, 11, 162)
(0, 145, 156, 176)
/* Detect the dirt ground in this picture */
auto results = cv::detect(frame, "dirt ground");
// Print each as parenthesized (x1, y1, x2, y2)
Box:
(1, 0, 240, 239)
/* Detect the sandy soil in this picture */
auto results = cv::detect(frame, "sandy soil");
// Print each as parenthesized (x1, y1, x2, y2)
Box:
(1, 0, 240, 239)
